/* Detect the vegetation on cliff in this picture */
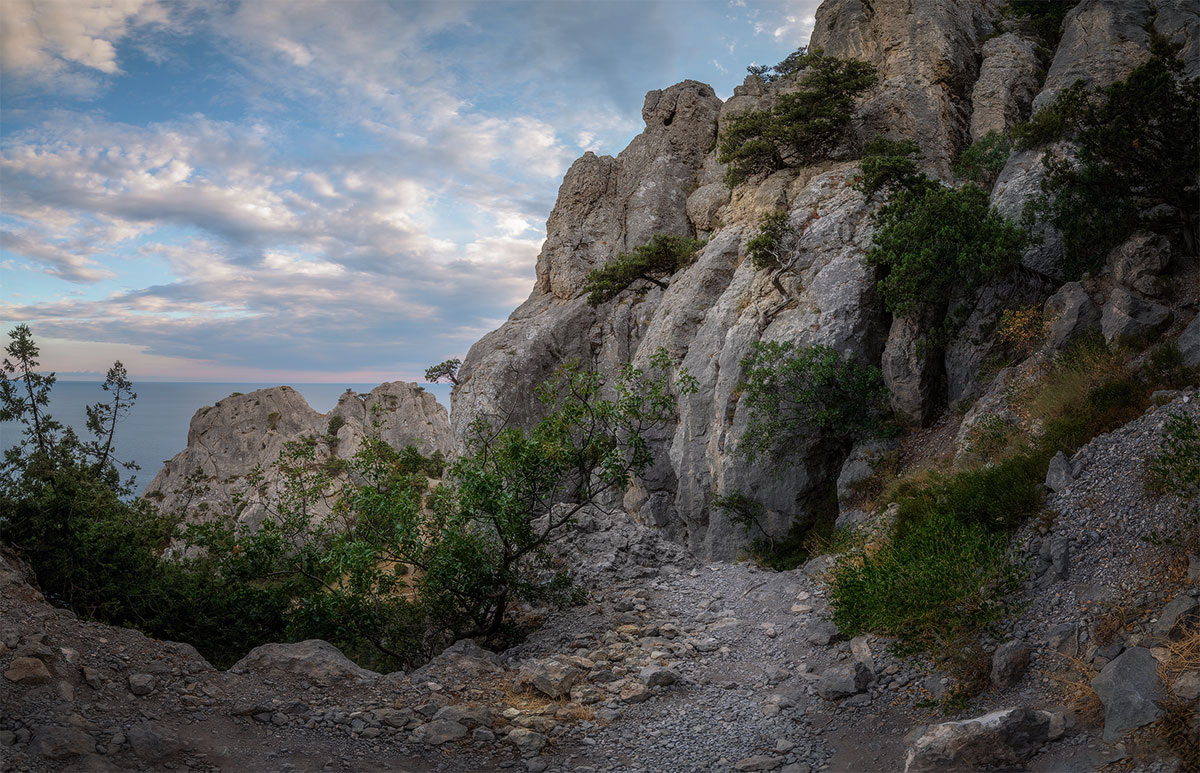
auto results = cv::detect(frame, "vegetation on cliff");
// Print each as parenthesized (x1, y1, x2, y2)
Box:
(719, 48, 877, 186)
(583, 234, 704, 305)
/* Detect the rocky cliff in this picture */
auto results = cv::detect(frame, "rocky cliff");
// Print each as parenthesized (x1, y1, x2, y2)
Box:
(146, 382, 451, 525)
(450, 0, 1200, 560)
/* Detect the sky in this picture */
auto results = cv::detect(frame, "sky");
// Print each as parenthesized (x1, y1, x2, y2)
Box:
(1, 0, 819, 383)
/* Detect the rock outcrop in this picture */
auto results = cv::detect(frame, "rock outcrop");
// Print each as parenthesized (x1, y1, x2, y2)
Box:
(450, 0, 1198, 560)
(146, 383, 451, 524)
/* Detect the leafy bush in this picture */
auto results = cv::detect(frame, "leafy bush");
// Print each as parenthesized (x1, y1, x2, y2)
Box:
(583, 235, 704, 306)
(866, 183, 1027, 338)
(854, 137, 930, 199)
(830, 508, 1024, 656)
(1000, 0, 1079, 50)
(719, 49, 877, 185)
(326, 414, 346, 437)
(1146, 411, 1200, 503)
(1015, 40, 1199, 276)
(738, 341, 893, 467)
(888, 452, 1046, 535)
(954, 131, 1012, 188)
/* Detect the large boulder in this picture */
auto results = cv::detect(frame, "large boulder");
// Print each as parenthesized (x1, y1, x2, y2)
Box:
(1044, 281, 1101, 351)
(836, 438, 899, 502)
(516, 656, 585, 699)
(882, 313, 943, 426)
(904, 708, 1064, 772)
(1108, 232, 1171, 297)
(1100, 287, 1172, 347)
(1090, 647, 1165, 741)
(231, 640, 379, 685)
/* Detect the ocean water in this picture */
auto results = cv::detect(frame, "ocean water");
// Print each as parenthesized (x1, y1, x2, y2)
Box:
(0, 381, 452, 494)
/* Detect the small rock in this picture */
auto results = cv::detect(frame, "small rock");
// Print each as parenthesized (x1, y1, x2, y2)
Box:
(1044, 452, 1072, 494)
(804, 619, 843, 646)
(639, 666, 678, 687)
(620, 682, 651, 703)
(1171, 672, 1200, 702)
(735, 754, 782, 771)
(516, 657, 583, 699)
(126, 721, 181, 762)
(410, 719, 467, 745)
(506, 728, 547, 756)
(30, 727, 95, 760)
(127, 673, 156, 696)
(4, 656, 52, 685)
(816, 662, 873, 700)
(1151, 594, 1200, 640)
(991, 641, 1031, 688)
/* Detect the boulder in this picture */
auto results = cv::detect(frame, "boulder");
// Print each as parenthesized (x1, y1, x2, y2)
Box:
(990, 641, 1031, 688)
(516, 656, 583, 699)
(904, 708, 1064, 772)
(1043, 281, 1101, 351)
(639, 666, 678, 687)
(1152, 594, 1200, 640)
(882, 313, 943, 426)
(506, 727, 548, 756)
(126, 721, 181, 762)
(836, 438, 899, 502)
(432, 704, 491, 729)
(29, 727, 95, 760)
(1044, 452, 1073, 495)
(686, 183, 730, 232)
(409, 638, 502, 683)
(816, 661, 873, 700)
(1100, 287, 1172, 347)
(735, 755, 783, 771)
(1108, 232, 1171, 296)
(231, 640, 379, 685)
(410, 719, 467, 745)
(3, 656, 51, 685)
(1091, 647, 1165, 741)
(127, 673, 155, 695)
(804, 618, 844, 646)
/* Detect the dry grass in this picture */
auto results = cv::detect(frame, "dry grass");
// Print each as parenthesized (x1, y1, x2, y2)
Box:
(1042, 652, 1103, 727)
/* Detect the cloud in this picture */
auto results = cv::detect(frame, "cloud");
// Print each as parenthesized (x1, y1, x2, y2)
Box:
(0, 229, 116, 282)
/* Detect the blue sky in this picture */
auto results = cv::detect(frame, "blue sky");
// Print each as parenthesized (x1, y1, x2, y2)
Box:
(1, 0, 819, 383)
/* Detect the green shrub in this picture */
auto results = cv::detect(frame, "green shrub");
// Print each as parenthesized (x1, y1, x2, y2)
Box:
(854, 137, 931, 199)
(746, 211, 791, 271)
(953, 131, 1012, 188)
(719, 49, 877, 185)
(1146, 411, 1200, 502)
(583, 234, 704, 306)
(267, 411, 280, 431)
(715, 484, 841, 571)
(738, 341, 893, 467)
(830, 507, 1024, 656)
(1015, 40, 1199, 276)
(425, 359, 461, 385)
(889, 452, 1046, 536)
(1000, 0, 1079, 50)
(326, 414, 346, 437)
(866, 183, 1027, 338)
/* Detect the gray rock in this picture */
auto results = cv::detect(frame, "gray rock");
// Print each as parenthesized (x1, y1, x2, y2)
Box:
(30, 727, 95, 760)
(1045, 452, 1073, 495)
(127, 673, 155, 695)
(147, 382, 451, 523)
(1108, 232, 1171, 296)
(735, 755, 783, 771)
(990, 641, 1031, 688)
(3, 656, 51, 685)
(816, 661, 873, 700)
(904, 708, 1064, 772)
(1152, 594, 1200, 640)
(804, 618, 843, 646)
(1172, 672, 1200, 702)
(432, 704, 491, 729)
(1047, 623, 1080, 657)
(410, 719, 467, 745)
(970, 33, 1040, 141)
(835, 509, 871, 531)
(991, 150, 1063, 278)
(516, 657, 583, 699)
(1101, 287, 1172, 347)
(506, 727, 548, 756)
(1044, 281, 1101, 351)
(836, 438, 899, 502)
(1091, 647, 1165, 741)
(639, 666, 678, 687)
(126, 721, 181, 762)
(686, 183, 730, 232)
(230, 640, 378, 685)
(1178, 313, 1200, 369)
(409, 638, 502, 684)
(882, 313, 943, 426)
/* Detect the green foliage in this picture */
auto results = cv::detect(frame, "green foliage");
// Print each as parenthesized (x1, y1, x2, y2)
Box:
(889, 453, 1046, 536)
(953, 131, 1012, 188)
(267, 411, 280, 431)
(1146, 412, 1200, 503)
(1000, 0, 1078, 49)
(746, 46, 816, 83)
(326, 414, 346, 437)
(719, 50, 878, 185)
(425, 359, 461, 385)
(745, 211, 792, 271)
(717, 484, 842, 571)
(738, 342, 893, 468)
(583, 235, 704, 306)
(866, 183, 1027, 337)
(1015, 41, 1200, 276)
(830, 508, 1024, 656)
(854, 137, 930, 199)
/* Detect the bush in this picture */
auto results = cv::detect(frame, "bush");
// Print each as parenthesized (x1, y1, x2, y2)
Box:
(583, 235, 704, 306)
(738, 341, 893, 467)
(866, 183, 1027, 339)
(1000, 0, 1079, 50)
(954, 131, 1012, 188)
(830, 508, 1024, 656)
(719, 49, 877, 185)
(889, 452, 1046, 536)
(1146, 411, 1200, 502)
(1015, 40, 1199, 276)
(326, 414, 346, 437)
(746, 211, 792, 271)
(854, 137, 930, 199)
(425, 359, 461, 385)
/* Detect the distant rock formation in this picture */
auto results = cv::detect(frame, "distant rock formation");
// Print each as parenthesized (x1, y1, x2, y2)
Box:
(145, 382, 451, 525)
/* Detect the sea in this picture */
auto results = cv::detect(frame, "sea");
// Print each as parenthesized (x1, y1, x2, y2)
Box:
(0, 381, 453, 494)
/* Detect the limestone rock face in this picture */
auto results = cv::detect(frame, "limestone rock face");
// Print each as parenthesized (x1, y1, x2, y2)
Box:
(970, 33, 1040, 141)
(811, 0, 999, 177)
(146, 383, 451, 523)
